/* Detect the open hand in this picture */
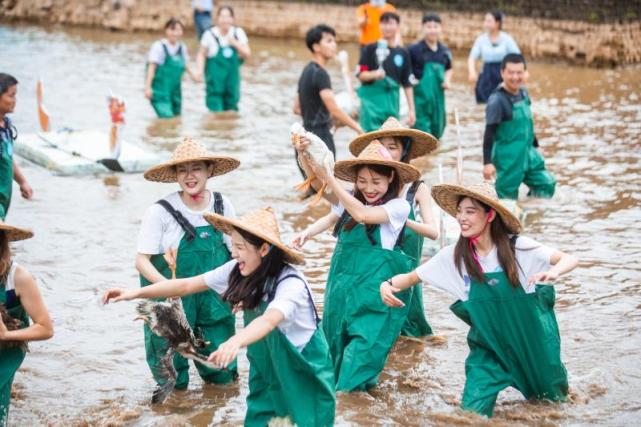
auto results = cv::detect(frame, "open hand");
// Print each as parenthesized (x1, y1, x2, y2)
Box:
(380, 281, 405, 308)
(102, 288, 138, 304)
(483, 164, 496, 181)
(208, 337, 241, 369)
(19, 181, 33, 199)
(528, 270, 559, 285)
(291, 231, 309, 250)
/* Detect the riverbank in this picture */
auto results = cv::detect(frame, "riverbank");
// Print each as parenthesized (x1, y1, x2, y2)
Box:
(1, 0, 639, 66)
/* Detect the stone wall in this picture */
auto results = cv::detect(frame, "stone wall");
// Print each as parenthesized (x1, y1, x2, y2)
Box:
(1, 0, 639, 66)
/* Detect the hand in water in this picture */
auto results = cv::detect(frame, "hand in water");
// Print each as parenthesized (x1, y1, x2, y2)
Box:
(483, 164, 497, 181)
(380, 281, 405, 308)
(102, 288, 138, 304)
(208, 337, 241, 368)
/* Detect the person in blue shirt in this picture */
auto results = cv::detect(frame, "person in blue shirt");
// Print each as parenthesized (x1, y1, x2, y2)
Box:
(467, 11, 520, 104)
(192, 0, 214, 41)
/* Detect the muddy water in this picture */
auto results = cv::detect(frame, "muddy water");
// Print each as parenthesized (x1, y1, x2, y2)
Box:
(2, 23, 640, 426)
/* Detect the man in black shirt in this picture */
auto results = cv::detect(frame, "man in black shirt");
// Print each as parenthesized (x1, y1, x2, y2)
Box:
(357, 11, 415, 132)
(294, 24, 362, 160)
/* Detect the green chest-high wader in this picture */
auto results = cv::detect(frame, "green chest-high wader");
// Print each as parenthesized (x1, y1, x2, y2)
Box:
(149, 43, 185, 119)
(0, 268, 29, 425)
(205, 29, 242, 112)
(244, 274, 335, 427)
(323, 213, 414, 391)
(139, 193, 237, 389)
(413, 62, 446, 139)
(400, 181, 433, 337)
(0, 124, 14, 220)
(357, 76, 400, 132)
(450, 271, 568, 417)
(492, 93, 556, 200)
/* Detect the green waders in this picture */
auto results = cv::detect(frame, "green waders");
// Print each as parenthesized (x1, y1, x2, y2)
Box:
(400, 182, 433, 337)
(492, 95, 556, 200)
(205, 32, 241, 112)
(244, 274, 336, 427)
(323, 218, 414, 391)
(357, 76, 400, 132)
(149, 43, 185, 118)
(413, 62, 446, 139)
(0, 126, 14, 220)
(140, 197, 236, 388)
(450, 272, 568, 417)
(0, 276, 29, 426)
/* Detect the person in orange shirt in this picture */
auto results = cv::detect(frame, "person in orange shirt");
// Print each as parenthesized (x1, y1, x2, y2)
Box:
(356, 0, 397, 47)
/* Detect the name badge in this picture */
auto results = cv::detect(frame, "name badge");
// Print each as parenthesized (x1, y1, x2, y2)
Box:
(199, 231, 211, 239)
(222, 47, 234, 58)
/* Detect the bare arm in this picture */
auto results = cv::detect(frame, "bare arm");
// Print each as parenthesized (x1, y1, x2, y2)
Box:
(103, 275, 209, 303)
(358, 69, 385, 83)
(380, 270, 421, 307)
(145, 63, 157, 99)
(293, 211, 340, 249)
(319, 89, 363, 134)
(196, 46, 208, 78)
(405, 183, 439, 240)
(293, 94, 301, 115)
(404, 86, 416, 126)
(135, 253, 167, 284)
(0, 266, 53, 342)
(443, 69, 453, 89)
(13, 160, 33, 199)
(230, 38, 251, 60)
(528, 250, 579, 285)
(467, 56, 477, 83)
(323, 174, 391, 225)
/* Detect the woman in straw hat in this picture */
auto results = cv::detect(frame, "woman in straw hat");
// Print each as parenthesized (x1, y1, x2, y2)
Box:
(137, 137, 240, 397)
(293, 141, 420, 392)
(381, 181, 578, 417)
(104, 208, 335, 427)
(349, 116, 439, 338)
(0, 222, 53, 424)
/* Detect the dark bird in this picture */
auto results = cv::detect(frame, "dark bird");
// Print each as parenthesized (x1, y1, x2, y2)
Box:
(0, 303, 28, 352)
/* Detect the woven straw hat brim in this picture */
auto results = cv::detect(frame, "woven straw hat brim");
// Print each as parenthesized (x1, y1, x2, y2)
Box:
(349, 129, 438, 160)
(0, 224, 34, 242)
(143, 156, 240, 183)
(431, 184, 522, 234)
(203, 212, 305, 265)
(334, 158, 421, 184)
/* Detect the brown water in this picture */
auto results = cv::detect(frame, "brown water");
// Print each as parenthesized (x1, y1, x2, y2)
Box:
(3, 23, 641, 426)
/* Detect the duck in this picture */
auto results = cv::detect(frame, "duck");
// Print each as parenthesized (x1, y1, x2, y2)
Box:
(0, 304, 28, 352)
(291, 123, 335, 205)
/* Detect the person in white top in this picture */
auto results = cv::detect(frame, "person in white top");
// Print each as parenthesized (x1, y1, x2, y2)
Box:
(136, 137, 241, 397)
(381, 181, 578, 418)
(196, 6, 250, 112)
(293, 140, 423, 392)
(0, 222, 53, 425)
(103, 207, 336, 427)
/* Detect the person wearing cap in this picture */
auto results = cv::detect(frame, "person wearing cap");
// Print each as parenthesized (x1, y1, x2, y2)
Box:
(409, 13, 453, 139)
(381, 181, 577, 417)
(136, 137, 240, 397)
(0, 222, 53, 424)
(349, 117, 439, 337)
(357, 11, 416, 132)
(483, 53, 556, 200)
(145, 18, 200, 119)
(293, 141, 420, 391)
(104, 207, 335, 427)
(196, 6, 250, 112)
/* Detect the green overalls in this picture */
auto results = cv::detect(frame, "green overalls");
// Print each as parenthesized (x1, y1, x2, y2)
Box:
(400, 181, 433, 337)
(323, 215, 414, 391)
(357, 76, 400, 132)
(244, 274, 336, 427)
(450, 272, 568, 417)
(149, 42, 185, 118)
(139, 194, 237, 389)
(0, 120, 14, 220)
(205, 28, 242, 112)
(0, 269, 28, 426)
(492, 91, 556, 200)
(413, 62, 446, 139)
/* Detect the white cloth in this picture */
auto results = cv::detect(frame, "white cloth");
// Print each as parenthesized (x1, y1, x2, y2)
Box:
(5, 262, 18, 292)
(331, 197, 410, 250)
(137, 191, 235, 254)
(148, 39, 189, 65)
(203, 260, 317, 351)
(416, 236, 555, 301)
(200, 26, 249, 58)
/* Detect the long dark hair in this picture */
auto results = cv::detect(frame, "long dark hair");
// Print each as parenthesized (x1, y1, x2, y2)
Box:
(222, 227, 288, 310)
(453, 196, 520, 287)
(0, 232, 12, 284)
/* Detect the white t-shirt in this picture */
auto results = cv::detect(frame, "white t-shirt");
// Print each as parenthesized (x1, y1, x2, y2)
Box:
(331, 198, 410, 250)
(416, 236, 555, 301)
(137, 191, 235, 255)
(203, 260, 317, 351)
(148, 39, 190, 65)
(200, 26, 249, 58)
(5, 262, 18, 292)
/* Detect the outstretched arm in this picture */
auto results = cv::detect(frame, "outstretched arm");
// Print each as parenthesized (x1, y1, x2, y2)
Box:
(292, 211, 339, 249)
(405, 183, 439, 240)
(528, 250, 578, 285)
(102, 275, 208, 304)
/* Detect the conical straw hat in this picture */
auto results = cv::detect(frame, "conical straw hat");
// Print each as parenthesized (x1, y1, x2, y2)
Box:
(334, 140, 421, 184)
(431, 181, 522, 234)
(349, 117, 438, 160)
(204, 207, 304, 265)
(0, 220, 34, 242)
(144, 137, 240, 183)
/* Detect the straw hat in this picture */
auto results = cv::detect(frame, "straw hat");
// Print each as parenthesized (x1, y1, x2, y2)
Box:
(349, 117, 438, 160)
(0, 221, 34, 242)
(204, 207, 304, 265)
(431, 182, 522, 234)
(144, 137, 240, 183)
(334, 140, 421, 184)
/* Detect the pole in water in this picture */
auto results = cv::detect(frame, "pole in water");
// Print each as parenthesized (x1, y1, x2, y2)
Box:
(438, 163, 447, 249)
(454, 109, 463, 185)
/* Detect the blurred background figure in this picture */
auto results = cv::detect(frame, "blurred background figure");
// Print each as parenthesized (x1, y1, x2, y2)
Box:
(192, 0, 214, 41)
(356, 0, 398, 48)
